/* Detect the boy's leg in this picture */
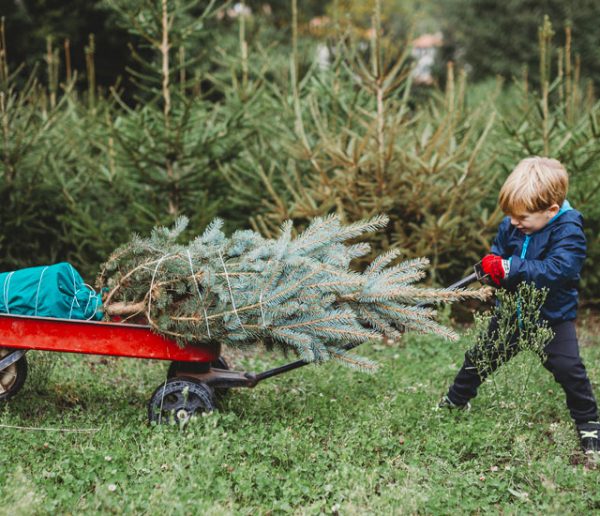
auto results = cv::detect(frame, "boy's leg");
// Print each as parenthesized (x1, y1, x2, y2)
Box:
(542, 321, 598, 425)
(446, 317, 520, 406)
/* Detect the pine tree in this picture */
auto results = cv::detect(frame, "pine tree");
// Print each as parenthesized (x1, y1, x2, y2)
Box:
(102, 0, 264, 230)
(98, 215, 488, 369)
(498, 17, 600, 296)
(0, 23, 78, 270)
(223, 0, 502, 286)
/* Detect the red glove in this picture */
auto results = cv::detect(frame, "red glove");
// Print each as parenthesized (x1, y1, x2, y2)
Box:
(481, 254, 510, 286)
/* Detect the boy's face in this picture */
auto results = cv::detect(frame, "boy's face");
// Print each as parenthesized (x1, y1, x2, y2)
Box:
(509, 204, 560, 234)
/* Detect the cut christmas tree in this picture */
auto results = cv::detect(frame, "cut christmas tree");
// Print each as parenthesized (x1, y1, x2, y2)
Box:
(98, 215, 488, 369)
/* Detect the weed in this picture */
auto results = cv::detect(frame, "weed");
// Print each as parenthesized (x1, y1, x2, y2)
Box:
(467, 284, 554, 403)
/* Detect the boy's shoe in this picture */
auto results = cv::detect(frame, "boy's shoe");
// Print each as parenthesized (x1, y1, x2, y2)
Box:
(437, 395, 471, 411)
(576, 421, 600, 454)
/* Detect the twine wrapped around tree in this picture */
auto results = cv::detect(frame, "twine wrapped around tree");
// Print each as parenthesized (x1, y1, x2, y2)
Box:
(98, 215, 489, 369)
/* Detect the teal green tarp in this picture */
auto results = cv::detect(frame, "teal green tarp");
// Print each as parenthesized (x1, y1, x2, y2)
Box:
(0, 262, 103, 320)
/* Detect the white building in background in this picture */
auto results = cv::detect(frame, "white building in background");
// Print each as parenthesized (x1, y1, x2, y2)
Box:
(217, 2, 252, 19)
(307, 18, 444, 81)
(229, 2, 252, 18)
(315, 44, 332, 71)
(411, 32, 443, 85)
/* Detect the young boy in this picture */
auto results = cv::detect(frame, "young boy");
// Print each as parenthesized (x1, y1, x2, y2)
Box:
(440, 156, 600, 454)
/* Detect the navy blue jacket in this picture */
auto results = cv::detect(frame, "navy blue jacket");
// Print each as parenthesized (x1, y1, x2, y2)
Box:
(491, 201, 586, 324)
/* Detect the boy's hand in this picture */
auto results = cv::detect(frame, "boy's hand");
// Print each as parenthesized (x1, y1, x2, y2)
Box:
(481, 254, 510, 286)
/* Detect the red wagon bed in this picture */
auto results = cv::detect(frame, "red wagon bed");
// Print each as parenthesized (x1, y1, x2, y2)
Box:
(0, 313, 219, 362)
(0, 313, 297, 425)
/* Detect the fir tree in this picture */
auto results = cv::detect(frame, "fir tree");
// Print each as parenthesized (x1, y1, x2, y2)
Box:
(498, 18, 600, 296)
(223, 0, 502, 286)
(103, 0, 264, 230)
(98, 215, 489, 369)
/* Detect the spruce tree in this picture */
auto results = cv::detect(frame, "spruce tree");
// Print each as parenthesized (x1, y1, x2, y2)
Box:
(0, 24, 76, 270)
(102, 0, 263, 230)
(98, 215, 488, 369)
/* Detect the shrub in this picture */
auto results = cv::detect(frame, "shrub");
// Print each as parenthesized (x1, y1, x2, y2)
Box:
(225, 3, 502, 286)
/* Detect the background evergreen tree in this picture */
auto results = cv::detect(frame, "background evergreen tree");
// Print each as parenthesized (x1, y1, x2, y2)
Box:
(44, 0, 273, 276)
(438, 0, 600, 85)
(224, 0, 501, 286)
(0, 29, 74, 270)
(2, 0, 600, 301)
(494, 18, 600, 298)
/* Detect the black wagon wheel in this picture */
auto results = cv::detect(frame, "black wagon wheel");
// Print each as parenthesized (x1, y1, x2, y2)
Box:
(167, 356, 231, 400)
(0, 348, 28, 402)
(148, 377, 216, 426)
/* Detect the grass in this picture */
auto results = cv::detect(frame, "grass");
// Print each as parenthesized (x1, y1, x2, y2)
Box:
(1, 315, 600, 514)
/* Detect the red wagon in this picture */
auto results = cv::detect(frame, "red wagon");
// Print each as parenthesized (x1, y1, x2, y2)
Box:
(0, 313, 321, 425)
(0, 268, 484, 424)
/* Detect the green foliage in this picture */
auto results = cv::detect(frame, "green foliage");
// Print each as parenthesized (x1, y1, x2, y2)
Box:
(1, 326, 599, 512)
(101, 0, 258, 225)
(439, 0, 600, 86)
(99, 215, 486, 367)
(468, 284, 554, 399)
(0, 58, 73, 269)
(0, 0, 276, 277)
(225, 3, 502, 286)
(2, 2, 600, 302)
(494, 18, 600, 297)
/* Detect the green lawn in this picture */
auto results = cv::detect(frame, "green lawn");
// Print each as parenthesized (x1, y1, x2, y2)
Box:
(1, 316, 600, 514)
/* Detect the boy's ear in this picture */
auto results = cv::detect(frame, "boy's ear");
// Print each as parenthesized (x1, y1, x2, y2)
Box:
(548, 203, 560, 217)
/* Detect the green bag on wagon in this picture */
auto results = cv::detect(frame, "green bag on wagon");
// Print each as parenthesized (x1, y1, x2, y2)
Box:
(0, 262, 103, 320)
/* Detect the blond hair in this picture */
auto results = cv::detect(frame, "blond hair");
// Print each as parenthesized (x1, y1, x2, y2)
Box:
(499, 156, 568, 215)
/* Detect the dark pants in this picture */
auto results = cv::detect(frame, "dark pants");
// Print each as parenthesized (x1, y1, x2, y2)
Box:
(447, 319, 598, 424)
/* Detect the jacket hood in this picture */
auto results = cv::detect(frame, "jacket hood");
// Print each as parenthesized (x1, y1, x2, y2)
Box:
(547, 201, 583, 231)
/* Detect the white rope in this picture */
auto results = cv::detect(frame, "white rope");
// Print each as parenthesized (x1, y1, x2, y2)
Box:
(83, 286, 93, 314)
(92, 294, 101, 320)
(148, 254, 170, 316)
(69, 264, 77, 290)
(186, 250, 211, 339)
(218, 250, 244, 331)
(67, 264, 82, 319)
(83, 284, 101, 321)
(2, 271, 14, 314)
(34, 266, 48, 316)
(83, 283, 98, 315)
(68, 279, 101, 320)
(68, 288, 82, 319)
